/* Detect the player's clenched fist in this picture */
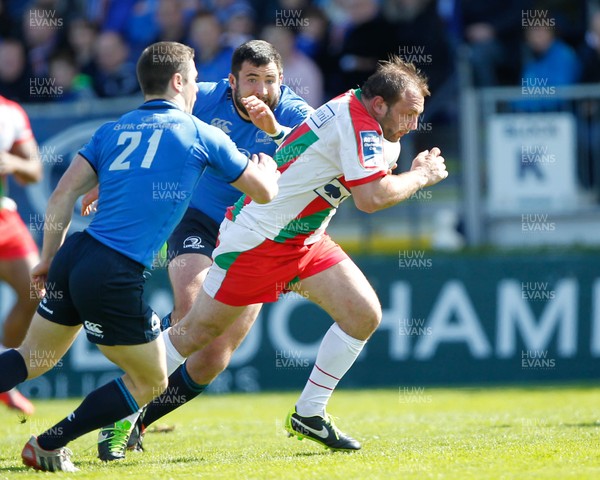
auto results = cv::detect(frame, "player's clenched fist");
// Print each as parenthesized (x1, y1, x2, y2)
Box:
(252, 153, 280, 177)
(410, 147, 448, 188)
(242, 96, 277, 134)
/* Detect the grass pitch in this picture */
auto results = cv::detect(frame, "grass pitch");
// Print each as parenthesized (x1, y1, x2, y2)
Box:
(0, 386, 599, 479)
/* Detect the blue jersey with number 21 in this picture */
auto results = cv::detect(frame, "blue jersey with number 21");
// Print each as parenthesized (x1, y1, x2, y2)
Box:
(79, 99, 248, 267)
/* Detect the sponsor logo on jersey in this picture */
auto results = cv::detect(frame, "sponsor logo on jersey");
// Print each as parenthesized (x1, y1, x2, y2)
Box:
(360, 131, 382, 166)
(311, 104, 335, 128)
(83, 321, 104, 338)
(314, 178, 351, 207)
(183, 236, 205, 249)
(255, 130, 272, 144)
(211, 118, 232, 134)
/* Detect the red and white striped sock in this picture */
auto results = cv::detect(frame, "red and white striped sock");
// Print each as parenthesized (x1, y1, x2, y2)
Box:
(295, 323, 366, 418)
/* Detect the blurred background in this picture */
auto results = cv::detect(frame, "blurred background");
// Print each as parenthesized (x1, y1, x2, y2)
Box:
(1, 0, 599, 397)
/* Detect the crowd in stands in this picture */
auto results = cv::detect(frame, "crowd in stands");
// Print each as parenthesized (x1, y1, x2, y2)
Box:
(0, 0, 596, 115)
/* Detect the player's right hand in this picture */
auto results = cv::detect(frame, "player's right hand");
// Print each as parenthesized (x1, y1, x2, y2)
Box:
(242, 96, 277, 135)
(411, 147, 448, 187)
(251, 153, 280, 178)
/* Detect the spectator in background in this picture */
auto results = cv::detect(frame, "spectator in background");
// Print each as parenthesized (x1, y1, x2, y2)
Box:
(84, 0, 137, 34)
(188, 11, 234, 82)
(261, 24, 323, 107)
(461, 0, 529, 86)
(125, 0, 191, 58)
(329, 0, 397, 96)
(47, 50, 95, 102)
(222, 3, 256, 47)
(66, 17, 99, 78)
(125, 0, 161, 57)
(155, 0, 189, 44)
(126, 0, 201, 57)
(390, 0, 454, 111)
(0, 0, 19, 38)
(212, 0, 254, 27)
(295, 6, 330, 62)
(577, 8, 600, 193)
(580, 9, 600, 84)
(22, 4, 61, 78)
(91, 31, 139, 98)
(0, 39, 32, 102)
(537, 0, 587, 49)
(317, 0, 351, 26)
(515, 22, 580, 112)
(263, 0, 311, 25)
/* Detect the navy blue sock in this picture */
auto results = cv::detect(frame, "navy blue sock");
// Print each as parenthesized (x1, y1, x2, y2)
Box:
(160, 312, 172, 331)
(37, 378, 138, 450)
(142, 361, 207, 427)
(0, 349, 28, 392)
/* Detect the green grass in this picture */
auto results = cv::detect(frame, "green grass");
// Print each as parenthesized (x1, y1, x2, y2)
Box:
(1, 386, 600, 479)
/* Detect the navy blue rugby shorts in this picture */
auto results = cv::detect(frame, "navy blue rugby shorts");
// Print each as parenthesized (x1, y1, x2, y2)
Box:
(36, 231, 161, 345)
(166, 207, 219, 261)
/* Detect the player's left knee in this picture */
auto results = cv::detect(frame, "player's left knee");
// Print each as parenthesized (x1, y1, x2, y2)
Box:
(363, 303, 382, 334)
(188, 348, 232, 381)
(204, 353, 230, 377)
(342, 301, 381, 339)
(185, 323, 224, 353)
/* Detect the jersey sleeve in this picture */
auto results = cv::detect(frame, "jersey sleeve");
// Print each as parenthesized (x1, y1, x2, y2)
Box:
(78, 122, 113, 172)
(337, 101, 387, 187)
(11, 102, 34, 145)
(196, 121, 249, 183)
(277, 86, 313, 128)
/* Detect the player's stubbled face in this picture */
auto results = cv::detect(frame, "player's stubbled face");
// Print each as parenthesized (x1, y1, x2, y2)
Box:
(230, 61, 282, 118)
(379, 88, 424, 143)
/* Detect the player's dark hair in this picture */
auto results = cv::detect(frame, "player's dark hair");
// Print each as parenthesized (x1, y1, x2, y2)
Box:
(362, 55, 430, 105)
(231, 40, 283, 78)
(136, 42, 195, 96)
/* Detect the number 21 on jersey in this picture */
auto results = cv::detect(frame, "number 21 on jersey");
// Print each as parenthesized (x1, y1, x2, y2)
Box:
(109, 130, 163, 171)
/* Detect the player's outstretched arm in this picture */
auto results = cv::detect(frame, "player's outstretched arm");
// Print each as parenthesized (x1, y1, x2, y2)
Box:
(351, 147, 448, 213)
(231, 152, 280, 204)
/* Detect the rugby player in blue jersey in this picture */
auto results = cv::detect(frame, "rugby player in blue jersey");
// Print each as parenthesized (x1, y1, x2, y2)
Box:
(0, 41, 279, 472)
(93, 40, 314, 461)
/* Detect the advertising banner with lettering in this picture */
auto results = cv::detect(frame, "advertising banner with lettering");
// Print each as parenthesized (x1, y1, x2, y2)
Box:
(486, 113, 578, 214)
(7, 253, 600, 398)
